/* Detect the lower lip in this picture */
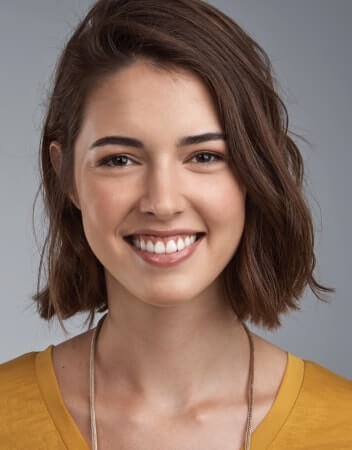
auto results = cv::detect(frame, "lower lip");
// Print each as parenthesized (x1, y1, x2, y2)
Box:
(126, 235, 205, 267)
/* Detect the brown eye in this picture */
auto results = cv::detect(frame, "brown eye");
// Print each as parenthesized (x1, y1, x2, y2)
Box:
(190, 152, 225, 165)
(97, 152, 225, 168)
(98, 154, 134, 167)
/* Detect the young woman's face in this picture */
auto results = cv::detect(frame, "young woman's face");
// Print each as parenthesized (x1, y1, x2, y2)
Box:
(72, 59, 246, 308)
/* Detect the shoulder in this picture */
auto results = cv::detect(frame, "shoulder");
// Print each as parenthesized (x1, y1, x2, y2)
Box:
(0, 351, 39, 439)
(270, 357, 352, 449)
(302, 358, 352, 398)
(0, 348, 56, 441)
(289, 358, 352, 434)
(301, 358, 352, 409)
(0, 347, 68, 448)
(0, 350, 37, 389)
(0, 349, 42, 410)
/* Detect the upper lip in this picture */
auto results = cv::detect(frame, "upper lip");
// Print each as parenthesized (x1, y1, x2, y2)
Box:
(124, 229, 205, 237)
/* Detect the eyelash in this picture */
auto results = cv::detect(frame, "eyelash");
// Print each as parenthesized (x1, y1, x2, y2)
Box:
(97, 151, 225, 168)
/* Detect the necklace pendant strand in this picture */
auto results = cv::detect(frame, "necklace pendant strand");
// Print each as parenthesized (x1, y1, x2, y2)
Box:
(89, 313, 254, 450)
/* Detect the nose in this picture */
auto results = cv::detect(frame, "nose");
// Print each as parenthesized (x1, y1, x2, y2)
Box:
(138, 163, 184, 218)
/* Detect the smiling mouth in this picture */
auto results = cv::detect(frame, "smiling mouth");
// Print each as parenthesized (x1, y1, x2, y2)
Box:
(123, 232, 205, 246)
(123, 232, 206, 267)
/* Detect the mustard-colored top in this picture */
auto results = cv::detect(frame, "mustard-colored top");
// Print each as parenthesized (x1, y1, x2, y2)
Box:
(0, 345, 351, 449)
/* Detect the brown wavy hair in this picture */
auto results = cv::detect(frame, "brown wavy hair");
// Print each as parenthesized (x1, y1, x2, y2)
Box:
(33, 0, 333, 334)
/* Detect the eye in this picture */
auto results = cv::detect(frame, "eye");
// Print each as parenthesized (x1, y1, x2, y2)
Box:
(97, 151, 225, 168)
(190, 151, 225, 165)
(97, 154, 135, 168)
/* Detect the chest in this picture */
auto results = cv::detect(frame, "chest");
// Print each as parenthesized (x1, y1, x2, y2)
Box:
(52, 333, 287, 450)
(66, 393, 273, 450)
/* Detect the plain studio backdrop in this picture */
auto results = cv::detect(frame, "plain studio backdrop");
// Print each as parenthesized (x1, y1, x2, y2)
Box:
(0, 0, 351, 379)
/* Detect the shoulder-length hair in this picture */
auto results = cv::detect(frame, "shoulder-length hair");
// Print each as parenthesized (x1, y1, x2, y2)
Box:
(33, 0, 333, 333)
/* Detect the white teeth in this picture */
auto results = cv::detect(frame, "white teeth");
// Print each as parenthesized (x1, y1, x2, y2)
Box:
(176, 238, 185, 252)
(146, 240, 154, 253)
(131, 234, 198, 254)
(155, 240, 167, 254)
(165, 240, 177, 254)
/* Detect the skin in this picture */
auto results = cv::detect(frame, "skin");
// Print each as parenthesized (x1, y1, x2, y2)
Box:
(50, 59, 287, 449)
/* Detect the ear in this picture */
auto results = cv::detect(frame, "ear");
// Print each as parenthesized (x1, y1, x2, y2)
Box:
(49, 141, 62, 176)
(49, 141, 81, 210)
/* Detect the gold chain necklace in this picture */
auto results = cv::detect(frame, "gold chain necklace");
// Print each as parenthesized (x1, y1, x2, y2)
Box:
(89, 312, 254, 450)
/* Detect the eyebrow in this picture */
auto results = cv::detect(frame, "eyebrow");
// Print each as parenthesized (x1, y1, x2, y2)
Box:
(89, 132, 226, 150)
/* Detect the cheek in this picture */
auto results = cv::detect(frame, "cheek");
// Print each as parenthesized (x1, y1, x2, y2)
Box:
(198, 173, 246, 232)
(77, 178, 132, 267)
(199, 173, 246, 268)
(78, 178, 127, 234)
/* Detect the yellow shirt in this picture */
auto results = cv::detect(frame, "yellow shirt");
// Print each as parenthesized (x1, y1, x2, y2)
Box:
(0, 345, 351, 449)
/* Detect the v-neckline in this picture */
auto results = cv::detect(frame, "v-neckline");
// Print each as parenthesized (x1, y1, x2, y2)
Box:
(35, 345, 304, 450)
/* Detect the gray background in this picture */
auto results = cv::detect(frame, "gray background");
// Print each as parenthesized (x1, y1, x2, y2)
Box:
(0, 1, 351, 379)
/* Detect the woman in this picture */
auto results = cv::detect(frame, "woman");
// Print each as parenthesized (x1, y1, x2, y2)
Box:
(0, 0, 351, 449)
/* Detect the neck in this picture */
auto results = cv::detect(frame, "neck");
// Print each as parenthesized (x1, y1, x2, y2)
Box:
(93, 280, 251, 412)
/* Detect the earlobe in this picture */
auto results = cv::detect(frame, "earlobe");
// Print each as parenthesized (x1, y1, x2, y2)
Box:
(49, 141, 81, 211)
(69, 192, 81, 211)
(49, 141, 62, 176)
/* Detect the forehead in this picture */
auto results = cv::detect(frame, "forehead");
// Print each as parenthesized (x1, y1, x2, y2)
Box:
(81, 60, 222, 137)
